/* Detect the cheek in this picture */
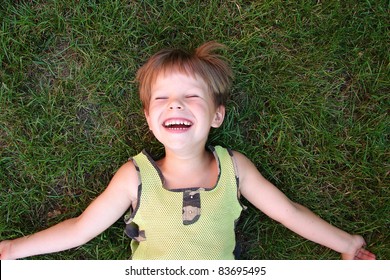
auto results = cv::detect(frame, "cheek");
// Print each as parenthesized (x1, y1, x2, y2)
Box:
(145, 109, 162, 130)
(144, 112, 154, 130)
(188, 101, 210, 113)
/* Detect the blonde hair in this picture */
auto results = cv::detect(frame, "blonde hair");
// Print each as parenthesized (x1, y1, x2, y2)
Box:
(136, 41, 233, 112)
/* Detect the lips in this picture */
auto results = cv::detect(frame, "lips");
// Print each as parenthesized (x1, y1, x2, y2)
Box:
(163, 119, 193, 130)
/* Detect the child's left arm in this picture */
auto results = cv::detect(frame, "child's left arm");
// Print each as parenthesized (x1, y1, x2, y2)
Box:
(233, 151, 375, 260)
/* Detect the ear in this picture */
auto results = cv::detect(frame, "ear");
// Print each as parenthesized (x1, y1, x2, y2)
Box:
(211, 105, 225, 128)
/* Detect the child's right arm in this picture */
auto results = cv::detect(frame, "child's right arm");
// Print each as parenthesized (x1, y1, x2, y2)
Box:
(0, 161, 138, 260)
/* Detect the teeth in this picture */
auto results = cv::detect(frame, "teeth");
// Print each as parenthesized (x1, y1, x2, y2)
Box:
(164, 120, 192, 127)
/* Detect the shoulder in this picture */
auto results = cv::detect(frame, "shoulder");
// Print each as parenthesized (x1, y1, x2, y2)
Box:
(229, 150, 269, 192)
(212, 147, 255, 171)
(213, 146, 262, 183)
(108, 160, 140, 203)
(115, 160, 139, 179)
(230, 150, 256, 171)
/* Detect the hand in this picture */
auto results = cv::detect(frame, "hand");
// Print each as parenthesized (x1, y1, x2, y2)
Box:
(342, 247, 376, 260)
(0, 240, 14, 260)
(341, 235, 376, 260)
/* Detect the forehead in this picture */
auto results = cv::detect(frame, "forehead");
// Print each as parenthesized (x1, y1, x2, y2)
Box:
(151, 70, 208, 92)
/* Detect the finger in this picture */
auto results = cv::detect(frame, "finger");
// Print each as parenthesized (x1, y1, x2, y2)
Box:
(354, 248, 376, 260)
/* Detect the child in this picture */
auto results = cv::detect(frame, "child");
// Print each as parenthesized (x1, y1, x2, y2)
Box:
(0, 42, 376, 260)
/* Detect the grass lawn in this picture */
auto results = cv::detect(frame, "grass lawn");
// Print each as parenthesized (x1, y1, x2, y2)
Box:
(0, 0, 388, 259)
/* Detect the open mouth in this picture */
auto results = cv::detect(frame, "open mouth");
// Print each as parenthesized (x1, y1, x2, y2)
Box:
(163, 119, 193, 130)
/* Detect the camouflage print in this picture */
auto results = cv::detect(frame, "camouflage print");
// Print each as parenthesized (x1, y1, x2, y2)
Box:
(182, 189, 204, 225)
(124, 158, 146, 242)
(125, 221, 147, 242)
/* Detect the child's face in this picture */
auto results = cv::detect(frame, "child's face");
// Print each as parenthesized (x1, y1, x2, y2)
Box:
(145, 71, 225, 151)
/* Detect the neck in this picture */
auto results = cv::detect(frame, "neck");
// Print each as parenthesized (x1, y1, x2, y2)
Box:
(157, 145, 216, 189)
(160, 145, 209, 169)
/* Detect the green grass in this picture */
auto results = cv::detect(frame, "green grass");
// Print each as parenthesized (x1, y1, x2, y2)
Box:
(0, 0, 388, 260)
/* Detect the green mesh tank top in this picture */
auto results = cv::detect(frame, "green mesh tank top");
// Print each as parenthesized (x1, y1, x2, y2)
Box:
(124, 146, 244, 260)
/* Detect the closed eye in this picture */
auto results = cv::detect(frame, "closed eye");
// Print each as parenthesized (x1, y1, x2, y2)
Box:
(154, 96, 168, 100)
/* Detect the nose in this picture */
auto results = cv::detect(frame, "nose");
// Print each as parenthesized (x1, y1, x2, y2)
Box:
(169, 105, 183, 110)
(168, 99, 184, 110)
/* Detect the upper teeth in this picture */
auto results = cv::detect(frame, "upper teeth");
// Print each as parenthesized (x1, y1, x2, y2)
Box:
(164, 120, 192, 126)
